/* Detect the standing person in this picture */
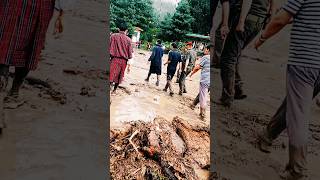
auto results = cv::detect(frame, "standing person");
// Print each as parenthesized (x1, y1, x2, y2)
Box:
(219, 0, 274, 107)
(190, 45, 210, 119)
(163, 43, 182, 96)
(255, 1, 320, 179)
(176, 46, 187, 83)
(109, 20, 133, 94)
(0, 0, 64, 100)
(213, 0, 242, 68)
(0, 0, 64, 134)
(145, 40, 164, 86)
(178, 42, 197, 95)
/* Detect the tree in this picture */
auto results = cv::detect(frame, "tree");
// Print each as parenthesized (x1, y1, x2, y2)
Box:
(157, 13, 174, 42)
(110, 0, 158, 42)
(187, 0, 211, 35)
(157, 0, 194, 41)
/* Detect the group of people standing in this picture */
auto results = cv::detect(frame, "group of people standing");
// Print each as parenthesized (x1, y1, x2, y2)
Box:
(109, 20, 211, 119)
(214, 0, 320, 179)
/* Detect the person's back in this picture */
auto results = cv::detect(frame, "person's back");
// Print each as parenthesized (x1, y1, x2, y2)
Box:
(150, 44, 164, 62)
(110, 32, 132, 60)
(186, 49, 197, 71)
(200, 55, 210, 86)
(167, 49, 181, 72)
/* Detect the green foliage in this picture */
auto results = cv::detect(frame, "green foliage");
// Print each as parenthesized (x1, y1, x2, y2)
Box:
(157, 0, 194, 41)
(110, 0, 159, 41)
(187, 0, 211, 35)
(110, 0, 210, 43)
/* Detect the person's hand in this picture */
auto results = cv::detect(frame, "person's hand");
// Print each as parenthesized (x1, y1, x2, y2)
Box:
(236, 22, 245, 32)
(53, 15, 63, 35)
(254, 38, 264, 51)
(220, 25, 229, 40)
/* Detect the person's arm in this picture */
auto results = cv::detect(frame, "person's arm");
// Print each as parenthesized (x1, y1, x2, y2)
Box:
(190, 64, 201, 77)
(148, 47, 155, 62)
(268, 0, 276, 17)
(236, 0, 253, 32)
(163, 53, 171, 66)
(221, 0, 230, 39)
(254, 9, 293, 50)
(183, 51, 190, 71)
(54, 1, 64, 35)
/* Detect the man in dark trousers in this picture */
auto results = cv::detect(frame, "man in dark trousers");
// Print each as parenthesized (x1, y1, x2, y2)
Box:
(109, 20, 133, 94)
(256, 0, 320, 178)
(0, 0, 64, 134)
(218, 0, 274, 107)
(179, 42, 197, 95)
(163, 43, 182, 96)
(145, 40, 164, 86)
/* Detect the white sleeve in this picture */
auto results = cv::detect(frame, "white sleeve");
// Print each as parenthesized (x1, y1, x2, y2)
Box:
(55, 0, 75, 11)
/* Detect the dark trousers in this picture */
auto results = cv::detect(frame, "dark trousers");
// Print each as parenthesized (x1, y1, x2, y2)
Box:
(0, 65, 30, 94)
(220, 14, 264, 104)
(179, 68, 192, 93)
(262, 65, 320, 176)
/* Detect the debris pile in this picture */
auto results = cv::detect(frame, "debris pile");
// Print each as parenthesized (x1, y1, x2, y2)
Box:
(110, 116, 210, 180)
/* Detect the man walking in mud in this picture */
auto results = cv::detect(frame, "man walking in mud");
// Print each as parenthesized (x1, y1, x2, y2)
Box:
(190, 45, 211, 119)
(178, 42, 197, 95)
(255, 0, 320, 179)
(0, 0, 64, 134)
(145, 40, 164, 86)
(109, 20, 133, 94)
(163, 43, 182, 96)
(217, 0, 274, 107)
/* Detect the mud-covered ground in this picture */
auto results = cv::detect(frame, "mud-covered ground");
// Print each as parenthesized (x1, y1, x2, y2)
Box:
(0, 0, 107, 179)
(110, 49, 211, 179)
(213, 6, 320, 179)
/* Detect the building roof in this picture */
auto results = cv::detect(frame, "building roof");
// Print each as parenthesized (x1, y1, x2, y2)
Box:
(134, 27, 143, 32)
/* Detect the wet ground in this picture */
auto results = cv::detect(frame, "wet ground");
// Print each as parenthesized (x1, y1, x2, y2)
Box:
(110, 49, 211, 179)
(213, 7, 320, 179)
(0, 1, 107, 179)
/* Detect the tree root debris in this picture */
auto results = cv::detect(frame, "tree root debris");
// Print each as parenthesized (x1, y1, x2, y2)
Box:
(110, 117, 210, 180)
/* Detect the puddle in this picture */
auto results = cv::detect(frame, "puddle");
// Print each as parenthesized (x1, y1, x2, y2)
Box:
(111, 90, 174, 126)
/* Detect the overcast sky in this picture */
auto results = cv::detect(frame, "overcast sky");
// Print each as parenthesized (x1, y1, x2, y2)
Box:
(162, 0, 180, 4)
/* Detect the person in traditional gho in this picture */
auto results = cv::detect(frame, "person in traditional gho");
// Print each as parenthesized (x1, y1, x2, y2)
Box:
(0, 0, 65, 134)
(163, 43, 182, 96)
(0, 0, 64, 101)
(190, 45, 210, 119)
(109, 20, 133, 94)
(145, 40, 164, 86)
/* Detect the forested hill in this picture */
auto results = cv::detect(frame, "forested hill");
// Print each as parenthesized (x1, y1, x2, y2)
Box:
(152, 0, 178, 19)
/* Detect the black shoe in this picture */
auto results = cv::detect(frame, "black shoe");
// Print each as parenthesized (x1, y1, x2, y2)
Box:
(189, 104, 195, 110)
(156, 81, 159, 86)
(169, 92, 174, 96)
(145, 78, 149, 82)
(163, 88, 167, 92)
(178, 91, 183, 95)
(183, 90, 187, 93)
(217, 98, 232, 108)
(257, 133, 272, 153)
(279, 165, 306, 180)
(234, 93, 247, 100)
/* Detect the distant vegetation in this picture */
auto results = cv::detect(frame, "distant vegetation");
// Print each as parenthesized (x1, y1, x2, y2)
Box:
(110, 0, 210, 44)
